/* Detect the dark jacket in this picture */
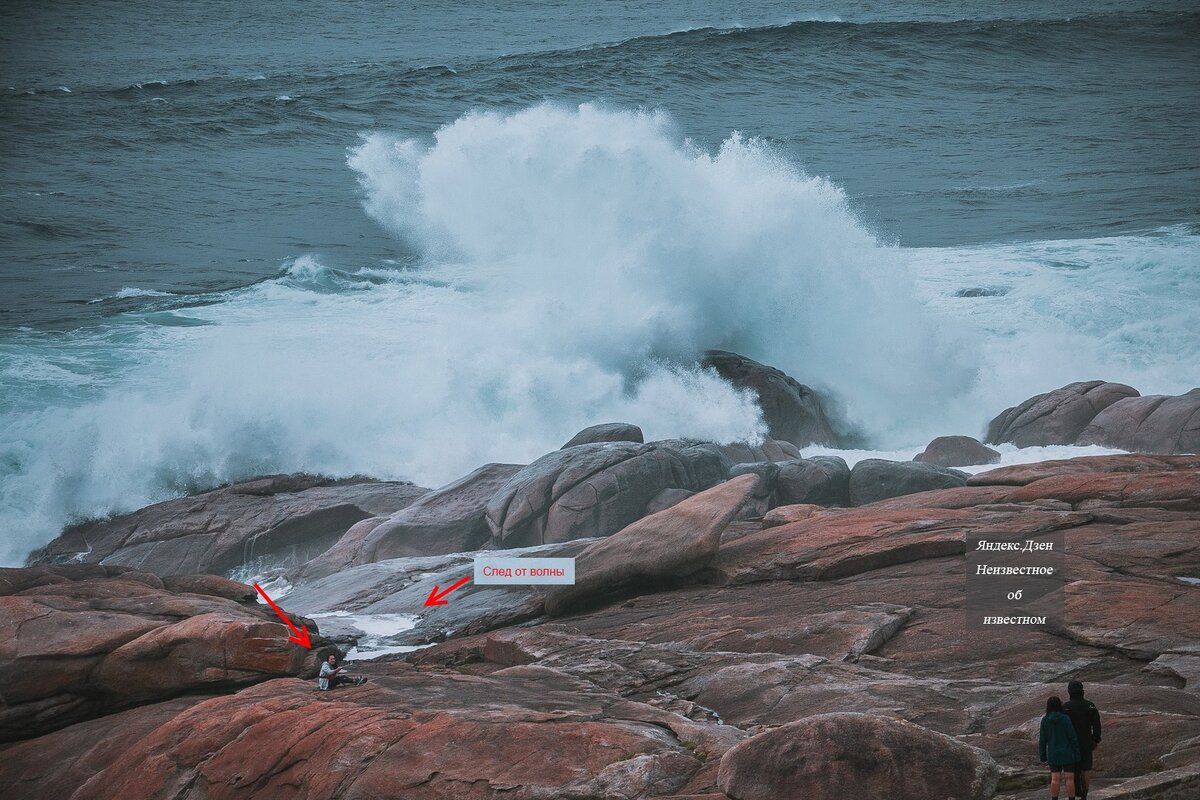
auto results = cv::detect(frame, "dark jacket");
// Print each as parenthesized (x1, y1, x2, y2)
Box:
(1064, 696, 1102, 752)
(1039, 711, 1081, 766)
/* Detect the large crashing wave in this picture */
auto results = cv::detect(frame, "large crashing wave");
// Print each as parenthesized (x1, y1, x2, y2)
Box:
(0, 104, 980, 565)
(349, 103, 976, 437)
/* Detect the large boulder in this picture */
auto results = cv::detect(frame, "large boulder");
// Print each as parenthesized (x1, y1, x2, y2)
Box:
(702, 350, 837, 447)
(849, 459, 968, 506)
(985, 380, 1139, 447)
(544, 474, 759, 616)
(27, 474, 429, 576)
(776, 456, 851, 506)
(296, 463, 523, 579)
(728, 462, 780, 518)
(717, 438, 803, 464)
(0, 565, 331, 741)
(485, 441, 728, 548)
(914, 435, 1000, 467)
(561, 422, 644, 448)
(643, 488, 694, 515)
(716, 712, 999, 800)
(1078, 389, 1200, 454)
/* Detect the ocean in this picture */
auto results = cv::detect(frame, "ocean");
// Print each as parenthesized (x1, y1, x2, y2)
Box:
(1, 1, 1197, 564)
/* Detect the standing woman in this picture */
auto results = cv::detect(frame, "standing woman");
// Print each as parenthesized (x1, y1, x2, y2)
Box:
(1039, 696, 1082, 799)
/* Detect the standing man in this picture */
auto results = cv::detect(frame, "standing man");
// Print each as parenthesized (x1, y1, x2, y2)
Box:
(1064, 679, 1102, 798)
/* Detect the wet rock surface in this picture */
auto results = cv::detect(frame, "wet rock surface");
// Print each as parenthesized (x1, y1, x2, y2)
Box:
(1, 453, 1197, 799)
(915, 435, 1002, 467)
(562, 422, 646, 448)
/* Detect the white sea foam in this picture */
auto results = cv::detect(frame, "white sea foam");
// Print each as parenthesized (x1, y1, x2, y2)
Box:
(0, 105, 1196, 566)
(345, 642, 433, 660)
(801, 443, 1128, 473)
(309, 610, 419, 637)
(309, 610, 424, 660)
(906, 225, 1200, 416)
(88, 287, 174, 303)
(349, 103, 976, 439)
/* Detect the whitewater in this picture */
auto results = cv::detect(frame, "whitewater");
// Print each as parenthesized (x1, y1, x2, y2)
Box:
(1, 104, 1197, 565)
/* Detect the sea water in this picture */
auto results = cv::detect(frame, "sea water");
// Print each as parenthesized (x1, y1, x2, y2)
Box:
(1, 1, 1197, 564)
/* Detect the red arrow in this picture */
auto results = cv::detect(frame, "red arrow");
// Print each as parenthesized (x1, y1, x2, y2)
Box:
(253, 583, 312, 649)
(424, 575, 471, 607)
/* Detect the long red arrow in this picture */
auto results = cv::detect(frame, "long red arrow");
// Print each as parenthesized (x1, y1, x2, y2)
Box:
(425, 575, 471, 606)
(254, 583, 312, 649)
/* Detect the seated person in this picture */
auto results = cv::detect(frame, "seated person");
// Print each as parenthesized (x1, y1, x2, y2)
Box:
(318, 654, 367, 690)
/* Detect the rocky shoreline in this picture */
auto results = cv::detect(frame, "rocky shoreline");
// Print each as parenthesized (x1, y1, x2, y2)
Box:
(1, 354, 1197, 799)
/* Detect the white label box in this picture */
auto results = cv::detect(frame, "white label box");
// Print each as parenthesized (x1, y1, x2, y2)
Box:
(474, 556, 576, 585)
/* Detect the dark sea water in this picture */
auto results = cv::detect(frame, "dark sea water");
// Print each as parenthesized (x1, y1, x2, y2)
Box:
(1, 1, 1197, 563)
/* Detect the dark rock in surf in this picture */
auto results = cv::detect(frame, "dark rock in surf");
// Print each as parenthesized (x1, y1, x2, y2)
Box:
(775, 456, 852, 507)
(985, 380, 1139, 447)
(848, 460, 968, 506)
(701, 350, 838, 447)
(561, 422, 644, 448)
(914, 435, 1001, 467)
(955, 286, 1009, 297)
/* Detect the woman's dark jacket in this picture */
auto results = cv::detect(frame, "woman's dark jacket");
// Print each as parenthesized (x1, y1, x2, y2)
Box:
(1039, 710, 1081, 766)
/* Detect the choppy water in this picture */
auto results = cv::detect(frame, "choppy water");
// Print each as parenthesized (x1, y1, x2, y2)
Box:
(1, 1, 1197, 564)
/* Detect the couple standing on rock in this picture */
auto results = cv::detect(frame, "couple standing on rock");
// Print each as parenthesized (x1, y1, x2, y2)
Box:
(1039, 680, 1103, 800)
